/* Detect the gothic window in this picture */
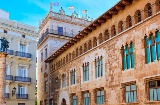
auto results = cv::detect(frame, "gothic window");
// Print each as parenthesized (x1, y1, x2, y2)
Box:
(83, 62, 89, 82)
(95, 56, 103, 78)
(84, 43, 87, 53)
(126, 15, 132, 28)
(118, 21, 124, 33)
(145, 31, 160, 63)
(144, 3, 152, 18)
(72, 51, 75, 59)
(135, 10, 141, 23)
(93, 37, 97, 47)
(76, 48, 79, 57)
(99, 33, 103, 44)
(79, 46, 83, 55)
(88, 40, 92, 50)
(121, 42, 134, 70)
(84, 93, 90, 105)
(111, 25, 116, 37)
(104, 29, 109, 40)
(70, 69, 76, 85)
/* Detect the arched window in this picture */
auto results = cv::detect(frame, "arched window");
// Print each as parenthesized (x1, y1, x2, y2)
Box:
(66, 55, 68, 62)
(144, 3, 152, 18)
(76, 48, 78, 57)
(93, 37, 97, 47)
(121, 42, 134, 70)
(88, 40, 92, 50)
(99, 33, 103, 44)
(118, 21, 124, 33)
(69, 53, 71, 61)
(55, 77, 58, 89)
(72, 51, 75, 59)
(79, 46, 83, 55)
(104, 29, 109, 40)
(135, 10, 141, 23)
(62, 74, 66, 88)
(60, 59, 62, 66)
(126, 15, 132, 28)
(84, 43, 87, 52)
(63, 57, 65, 64)
(111, 25, 116, 37)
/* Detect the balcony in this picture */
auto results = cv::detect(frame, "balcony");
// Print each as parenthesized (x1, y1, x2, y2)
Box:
(5, 93, 9, 98)
(14, 76, 31, 82)
(7, 49, 14, 55)
(6, 75, 13, 81)
(16, 94, 28, 99)
(37, 29, 75, 46)
(15, 51, 31, 58)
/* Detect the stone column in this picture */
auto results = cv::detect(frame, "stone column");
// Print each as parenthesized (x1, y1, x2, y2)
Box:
(0, 52, 7, 105)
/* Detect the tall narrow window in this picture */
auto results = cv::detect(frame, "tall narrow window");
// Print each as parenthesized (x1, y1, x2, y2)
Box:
(104, 29, 109, 40)
(88, 40, 92, 50)
(121, 43, 134, 70)
(18, 66, 27, 77)
(156, 31, 160, 60)
(45, 48, 47, 58)
(93, 37, 97, 47)
(145, 4, 152, 18)
(111, 25, 116, 37)
(145, 36, 151, 63)
(58, 27, 63, 35)
(84, 93, 90, 105)
(83, 62, 89, 82)
(62, 74, 66, 88)
(71, 69, 76, 85)
(20, 43, 26, 53)
(96, 90, 104, 104)
(84, 43, 87, 52)
(148, 80, 160, 101)
(135, 10, 141, 23)
(126, 16, 132, 28)
(148, 5, 152, 17)
(79, 46, 83, 55)
(76, 48, 79, 57)
(125, 84, 137, 103)
(99, 33, 103, 44)
(55, 77, 58, 89)
(72, 51, 75, 59)
(95, 56, 103, 78)
(150, 35, 156, 62)
(72, 95, 77, 105)
(118, 21, 123, 33)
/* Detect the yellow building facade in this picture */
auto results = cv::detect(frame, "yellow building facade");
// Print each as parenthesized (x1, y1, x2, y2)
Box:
(0, 9, 38, 105)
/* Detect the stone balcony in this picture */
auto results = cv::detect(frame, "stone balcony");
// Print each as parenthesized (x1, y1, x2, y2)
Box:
(7, 49, 14, 55)
(6, 75, 13, 81)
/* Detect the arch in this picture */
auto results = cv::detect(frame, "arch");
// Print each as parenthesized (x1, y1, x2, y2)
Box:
(93, 37, 97, 47)
(104, 29, 109, 40)
(76, 48, 78, 57)
(79, 46, 83, 55)
(156, 0, 160, 12)
(72, 51, 75, 59)
(88, 40, 92, 50)
(118, 21, 124, 33)
(58, 91, 70, 105)
(135, 10, 141, 24)
(111, 25, 116, 37)
(84, 43, 87, 52)
(144, 3, 152, 18)
(99, 33, 103, 44)
(126, 15, 132, 28)
(69, 53, 71, 61)
(61, 98, 66, 105)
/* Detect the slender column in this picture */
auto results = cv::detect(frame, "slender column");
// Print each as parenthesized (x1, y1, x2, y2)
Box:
(0, 52, 7, 105)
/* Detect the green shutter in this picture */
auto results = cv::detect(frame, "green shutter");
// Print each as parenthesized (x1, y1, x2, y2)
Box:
(150, 36, 156, 62)
(156, 32, 160, 60)
(145, 37, 151, 63)
(130, 43, 134, 68)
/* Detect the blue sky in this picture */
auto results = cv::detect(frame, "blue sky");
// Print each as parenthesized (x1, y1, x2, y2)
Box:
(0, 0, 119, 28)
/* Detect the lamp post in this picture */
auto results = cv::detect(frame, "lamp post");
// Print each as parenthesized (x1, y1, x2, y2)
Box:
(0, 37, 9, 105)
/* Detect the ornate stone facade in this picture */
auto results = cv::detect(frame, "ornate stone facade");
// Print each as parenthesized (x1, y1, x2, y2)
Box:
(45, 0, 160, 105)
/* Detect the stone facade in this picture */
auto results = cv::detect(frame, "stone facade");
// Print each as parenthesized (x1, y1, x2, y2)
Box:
(37, 5, 92, 105)
(45, 0, 160, 105)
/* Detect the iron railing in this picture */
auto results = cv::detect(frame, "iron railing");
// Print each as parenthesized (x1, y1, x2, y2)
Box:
(15, 51, 31, 58)
(16, 94, 28, 99)
(7, 49, 14, 55)
(37, 29, 75, 46)
(6, 75, 13, 81)
(5, 93, 9, 98)
(14, 76, 31, 82)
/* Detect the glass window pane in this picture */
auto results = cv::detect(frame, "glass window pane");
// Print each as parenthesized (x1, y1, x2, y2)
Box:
(153, 89, 158, 101)
(131, 85, 136, 90)
(126, 92, 129, 103)
(134, 91, 137, 102)
(150, 89, 154, 101)
(126, 86, 130, 91)
(151, 45, 156, 62)
(157, 88, 160, 100)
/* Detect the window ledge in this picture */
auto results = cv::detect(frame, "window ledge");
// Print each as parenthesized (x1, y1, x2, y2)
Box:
(144, 101, 160, 104)
(122, 68, 134, 72)
(121, 102, 139, 105)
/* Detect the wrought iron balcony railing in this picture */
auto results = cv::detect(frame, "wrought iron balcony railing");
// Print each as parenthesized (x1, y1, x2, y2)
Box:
(14, 76, 31, 82)
(15, 51, 31, 58)
(6, 75, 13, 81)
(7, 49, 14, 55)
(5, 93, 9, 98)
(16, 94, 28, 99)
